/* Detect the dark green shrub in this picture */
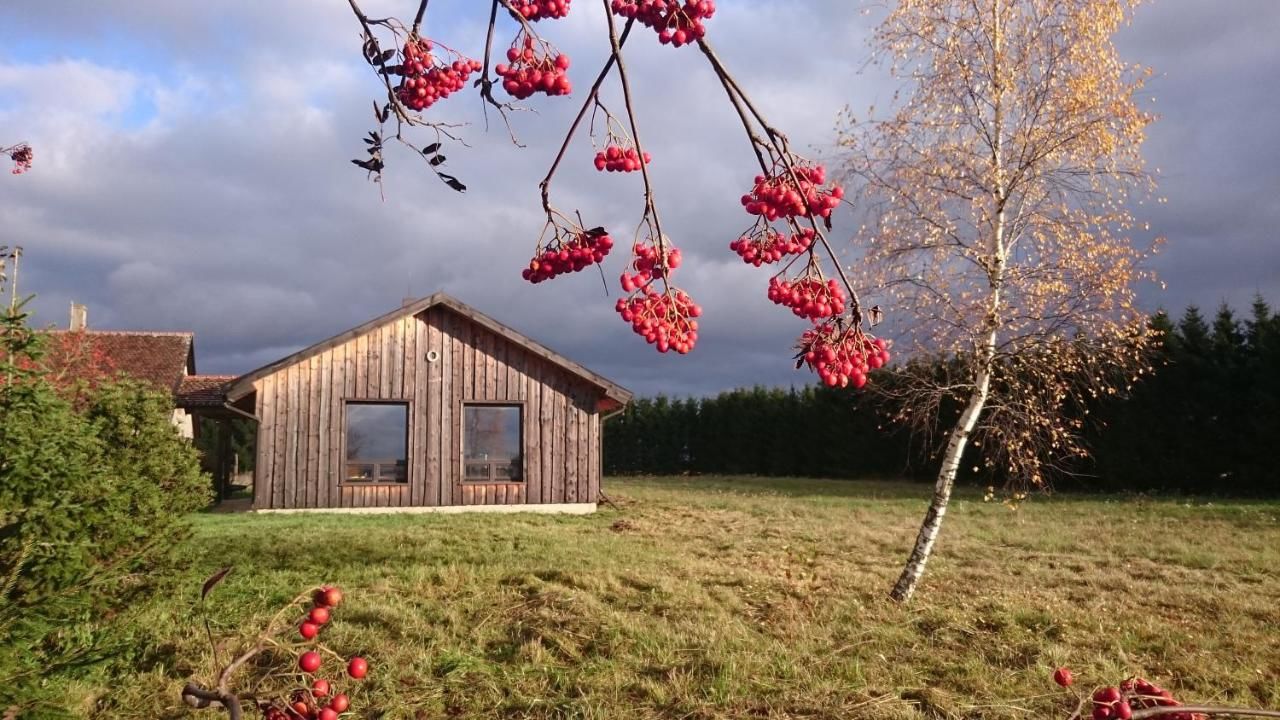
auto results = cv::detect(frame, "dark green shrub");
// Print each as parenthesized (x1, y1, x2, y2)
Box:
(0, 303, 211, 716)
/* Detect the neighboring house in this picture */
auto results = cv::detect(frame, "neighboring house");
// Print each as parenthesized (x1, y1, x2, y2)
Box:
(43, 304, 244, 499)
(219, 293, 632, 514)
(44, 305, 223, 438)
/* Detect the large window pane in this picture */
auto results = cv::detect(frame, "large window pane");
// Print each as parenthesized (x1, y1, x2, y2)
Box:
(345, 402, 408, 483)
(463, 405, 522, 481)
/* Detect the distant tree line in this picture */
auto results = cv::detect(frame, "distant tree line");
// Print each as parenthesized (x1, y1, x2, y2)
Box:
(604, 298, 1280, 496)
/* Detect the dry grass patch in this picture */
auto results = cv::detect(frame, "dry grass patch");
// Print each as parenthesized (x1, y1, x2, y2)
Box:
(84, 476, 1280, 719)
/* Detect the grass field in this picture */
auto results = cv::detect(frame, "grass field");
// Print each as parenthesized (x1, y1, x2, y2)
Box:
(86, 476, 1280, 719)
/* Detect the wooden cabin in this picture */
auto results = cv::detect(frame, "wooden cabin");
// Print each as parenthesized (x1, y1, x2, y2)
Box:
(223, 293, 632, 513)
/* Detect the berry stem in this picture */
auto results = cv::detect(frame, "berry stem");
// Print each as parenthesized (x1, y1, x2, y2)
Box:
(410, 0, 429, 34)
(476, 0, 526, 143)
(538, 16, 636, 216)
(603, 0, 664, 256)
(695, 37, 865, 324)
(1130, 708, 1280, 719)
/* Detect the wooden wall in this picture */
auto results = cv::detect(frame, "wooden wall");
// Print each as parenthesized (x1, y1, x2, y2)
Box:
(252, 306, 603, 510)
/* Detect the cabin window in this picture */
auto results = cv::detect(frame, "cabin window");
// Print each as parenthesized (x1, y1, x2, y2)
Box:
(344, 402, 408, 484)
(463, 404, 523, 482)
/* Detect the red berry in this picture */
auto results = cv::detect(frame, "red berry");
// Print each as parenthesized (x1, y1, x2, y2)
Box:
(329, 694, 350, 713)
(299, 622, 319, 640)
(347, 656, 368, 679)
(312, 679, 330, 698)
(1094, 687, 1122, 704)
(309, 606, 331, 625)
(1054, 667, 1074, 687)
(299, 651, 322, 673)
(318, 709, 339, 720)
(321, 587, 343, 608)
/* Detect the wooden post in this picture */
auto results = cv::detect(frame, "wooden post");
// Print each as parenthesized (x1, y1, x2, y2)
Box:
(216, 419, 233, 501)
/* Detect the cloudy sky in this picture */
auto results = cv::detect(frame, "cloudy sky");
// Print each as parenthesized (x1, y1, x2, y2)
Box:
(2, 1, 1277, 397)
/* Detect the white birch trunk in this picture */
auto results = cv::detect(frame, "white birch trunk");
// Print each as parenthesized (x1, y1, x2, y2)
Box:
(889, 0, 1007, 603)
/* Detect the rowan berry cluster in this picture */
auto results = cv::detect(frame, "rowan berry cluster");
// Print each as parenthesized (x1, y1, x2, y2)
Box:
(1087, 679, 1206, 720)
(767, 276, 847, 320)
(496, 36, 572, 99)
(8, 144, 32, 175)
(594, 143, 652, 172)
(615, 286, 701, 354)
(257, 587, 368, 720)
(798, 322, 890, 389)
(610, 0, 716, 47)
(394, 39, 481, 112)
(620, 242, 681, 291)
(522, 229, 614, 283)
(510, 0, 571, 21)
(741, 163, 843, 220)
(729, 226, 814, 266)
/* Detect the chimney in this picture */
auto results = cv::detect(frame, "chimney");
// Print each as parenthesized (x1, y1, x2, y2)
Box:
(69, 302, 87, 331)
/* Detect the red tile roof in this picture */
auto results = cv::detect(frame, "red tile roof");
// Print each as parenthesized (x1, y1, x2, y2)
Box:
(177, 375, 235, 408)
(44, 330, 193, 396)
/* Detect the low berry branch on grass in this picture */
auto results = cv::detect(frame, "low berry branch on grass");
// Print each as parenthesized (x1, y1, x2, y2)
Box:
(182, 571, 369, 720)
(1052, 667, 1280, 720)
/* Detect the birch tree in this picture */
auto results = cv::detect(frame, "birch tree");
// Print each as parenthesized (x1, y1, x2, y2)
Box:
(840, 0, 1161, 602)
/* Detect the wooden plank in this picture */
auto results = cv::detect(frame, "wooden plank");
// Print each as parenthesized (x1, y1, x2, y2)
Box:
(485, 329, 497, 400)
(425, 313, 440, 506)
(539, 363, 553, 504)
(317, 352, 330, 509)
(304, 356, 319, 508)
(328, 346, 341, 509)
(462, 484, 473, 505)
(549, 372, 560, 505)
(524, 364, 540, 504)
(565, 389, 578, 504)
(370, 324, 382, 398)
(589, 411, 599, 504)
(504, 334, 515, 399)
(254, 379, 273, 509)
(280, 364, 296, 509)
(386, 319, 396, 397)
(412, 315, 426, 506)
(355, 333, 368, 400)
(512, 484, 523, 504)
(383, 321, 395, 399)
(450, 311, 464, 506)
(442, 310, 455, 506)
(272, 373, 288, 510)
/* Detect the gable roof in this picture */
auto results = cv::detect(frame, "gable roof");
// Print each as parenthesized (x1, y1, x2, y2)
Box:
(224, 293, 632, 408)
(44, 330, 194, 396)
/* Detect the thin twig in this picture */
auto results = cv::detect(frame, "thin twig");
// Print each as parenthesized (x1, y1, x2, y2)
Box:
(538, 16, 635, 214)
(696, 37, 865, 322)
(604, 0, 665, 254)
(410, 0, 429, 34)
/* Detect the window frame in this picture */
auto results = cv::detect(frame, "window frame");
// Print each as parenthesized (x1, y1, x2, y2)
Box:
(460, 400, 526, 484)
(339, 398, 412, 487)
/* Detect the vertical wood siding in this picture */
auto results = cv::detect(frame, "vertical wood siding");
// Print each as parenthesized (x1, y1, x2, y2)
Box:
(252, 306, 604, 509)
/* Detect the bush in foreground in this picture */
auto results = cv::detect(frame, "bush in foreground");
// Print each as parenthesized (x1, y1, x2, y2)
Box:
(0, 302, 211, 716)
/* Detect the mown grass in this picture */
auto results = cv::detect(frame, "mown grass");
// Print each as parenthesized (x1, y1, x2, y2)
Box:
(83, 476, 1279, 719)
